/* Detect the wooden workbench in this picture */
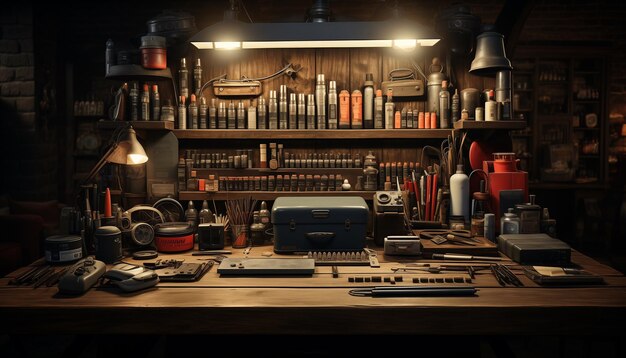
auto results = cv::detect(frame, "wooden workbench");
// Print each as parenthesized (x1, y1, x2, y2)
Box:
(0, 246, 625, 338)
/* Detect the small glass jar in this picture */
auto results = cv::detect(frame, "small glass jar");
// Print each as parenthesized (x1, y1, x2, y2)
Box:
(500, 208, 520, 235)
(471, 212, 485, 237)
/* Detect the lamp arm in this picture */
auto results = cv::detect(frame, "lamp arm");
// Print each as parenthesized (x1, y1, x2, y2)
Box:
(82, 141, 119, 187)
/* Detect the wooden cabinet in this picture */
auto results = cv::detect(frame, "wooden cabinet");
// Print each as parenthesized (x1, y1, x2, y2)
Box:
(512, 45, 609, 185)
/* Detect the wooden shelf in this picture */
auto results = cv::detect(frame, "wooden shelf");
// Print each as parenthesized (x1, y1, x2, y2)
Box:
(572, 127, 599, 131)
(105, 65, 173, 80)
(97, 120, 174, 130)
(572, 100, 600, 104)
(192, 168, 364, 174)
(453, 120, 527, 130)
(579, 155, 600, 159)
(178, 191, 376, 201)
(173, 129, 451, 140)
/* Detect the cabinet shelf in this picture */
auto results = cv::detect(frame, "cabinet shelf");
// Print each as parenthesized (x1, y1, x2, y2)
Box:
(97, 120, 174, 130)
(173, 129, 450, 140)
(453, 120, 527, 130)
(572, 100, 600, 104)
(192, 168, 364, 175)
(105, 65, 173, 80)
(572, 127, 599, 131)
(178, 191, 376, 201)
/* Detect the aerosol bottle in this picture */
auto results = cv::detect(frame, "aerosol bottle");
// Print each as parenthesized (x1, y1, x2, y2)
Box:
(257, 96, 267, 129)
(140, 84, 150, 121)
(279, 85, 288, 129)
(185, 201, 198, 232)
(451, 88, 460, 123)
(351, 90, 363, 129)
(315, 74, 327, 129)
(327, 81, 338, 129)
(129, 82, 139, 121)
(237, 100, 246, 129)
(151, 84, 160, 121)
(297, 93, 306, 129)
(199, 96, 207, 129)
(384, 89, 394, 129)
(338, 90, 350, 129)
(363, 73, 374, 129)
(188, 94, 198, 129)
(227, 101, 236, 129)
(439, 80, 450, 129)
(177, 95, 186, 129)
(307, 94, 316, 129)
(218, 101, 226, 129)
(289, 93, 297, 129)
(179, 58, 189, 99)
(193, 58, 203, 95)
(374, 89, 384, 129)
(450, 164, 470, 224)
(268, 90, 278, 129)
(209, 98, 217, 129)
(199, 200, 214, 224)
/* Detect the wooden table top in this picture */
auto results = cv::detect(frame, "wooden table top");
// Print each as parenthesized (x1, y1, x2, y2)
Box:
(1, 246, 625, 336)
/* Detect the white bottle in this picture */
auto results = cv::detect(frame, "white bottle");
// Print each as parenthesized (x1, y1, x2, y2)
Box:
(450, 164, 469, 223)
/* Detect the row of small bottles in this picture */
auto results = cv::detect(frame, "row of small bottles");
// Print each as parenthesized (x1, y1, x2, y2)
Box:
(177, 56, 453, 129)
(74, 98, 105, 117)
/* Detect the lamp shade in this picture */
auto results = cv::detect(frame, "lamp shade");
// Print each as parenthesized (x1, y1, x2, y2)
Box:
(469, 31, 513, 75)
(107, 126, 148, 165)
(190, 19, 439, 50)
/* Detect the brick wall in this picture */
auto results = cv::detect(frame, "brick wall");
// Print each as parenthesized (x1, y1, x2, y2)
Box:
(0, 3, 57, 201)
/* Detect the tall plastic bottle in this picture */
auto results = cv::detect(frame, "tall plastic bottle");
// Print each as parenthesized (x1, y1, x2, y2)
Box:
(363, 73, 374, 129)
(439, 80, 450, 129)
(450, 164, 469, 223)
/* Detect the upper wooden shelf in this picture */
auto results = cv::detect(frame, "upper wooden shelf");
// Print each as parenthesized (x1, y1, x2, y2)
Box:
(453, 120, 527, 130)
(178, 190, 376, 201)
(173, 129, 451, 140)
(105, 65, 173, 80)
(97, 120, 174, 130)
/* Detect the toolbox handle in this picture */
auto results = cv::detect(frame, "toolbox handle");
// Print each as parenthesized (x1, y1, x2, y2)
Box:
(305, 232, 336, 242)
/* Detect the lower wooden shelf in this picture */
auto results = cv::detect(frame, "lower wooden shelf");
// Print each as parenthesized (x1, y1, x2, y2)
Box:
(178, 191, 376, 201)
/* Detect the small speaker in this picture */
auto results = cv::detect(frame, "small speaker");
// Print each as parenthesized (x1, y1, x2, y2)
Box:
(198, 223, 225, 250)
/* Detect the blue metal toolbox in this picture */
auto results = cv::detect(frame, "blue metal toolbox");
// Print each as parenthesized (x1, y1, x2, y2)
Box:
(272, 196, 369, 253)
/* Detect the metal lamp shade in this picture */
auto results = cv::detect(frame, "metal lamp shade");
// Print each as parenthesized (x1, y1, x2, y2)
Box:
(469, 31, 512, 75)
(107, 126, 148, 165)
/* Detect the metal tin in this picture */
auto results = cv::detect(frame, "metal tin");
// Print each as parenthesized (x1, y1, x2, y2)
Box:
(94, 226, 122, 264)
(154, 222, 195, 252)
(427, 71, 447, 115)
(45, 235, 83, 263)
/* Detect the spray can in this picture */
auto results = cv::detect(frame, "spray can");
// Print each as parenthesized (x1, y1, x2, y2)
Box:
(209, 98, 217, 129)
(193, 58, 202, 95)
(328, 81, 338, 129)
(268, 90, 278, 129)
(339, 90, 350, 129)
(140, 84, 150, 121)
(248, 102, 257, 129)
(384, 89, 394, 129)
(179, 58, 189, 99)
(289, 92, 297, 129)
(363, 73, 374, 129)
(439, 80, 450, 129)
(451, 89, 460, 122)
(279, 85, 288, 129)
(188, 94, 198, 129)
(297, 93, 306, 129)
(199, 96, 207, 129)
(227, 101, 236, 129)
(374, 89, 383, 129)
(307, 94, 316, 129)
(151, 84, 160, 121)
(257, 96, 267, 129)
(237, 101, 246, 129)
(177, 95, 186, 129)
(351, 90, 363, 129)
(217, 101, 226, 129)
(129, 82, 139, 121)
(315, 74, 326, 129)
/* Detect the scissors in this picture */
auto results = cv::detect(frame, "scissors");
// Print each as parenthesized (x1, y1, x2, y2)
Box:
(419, 229, 479, 246)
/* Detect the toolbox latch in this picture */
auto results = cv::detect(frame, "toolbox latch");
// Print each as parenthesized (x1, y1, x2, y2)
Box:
(344, 219, 351, 230)
(289, 219, 296, 231)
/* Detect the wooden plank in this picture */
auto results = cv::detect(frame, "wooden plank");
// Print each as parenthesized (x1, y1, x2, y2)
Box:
(316, 49, 350, 91)
(97, 120, 174, 130)
(173, 129, 451, 139)
(453, 120, 527, 130)
(178, 190, 376, 201)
